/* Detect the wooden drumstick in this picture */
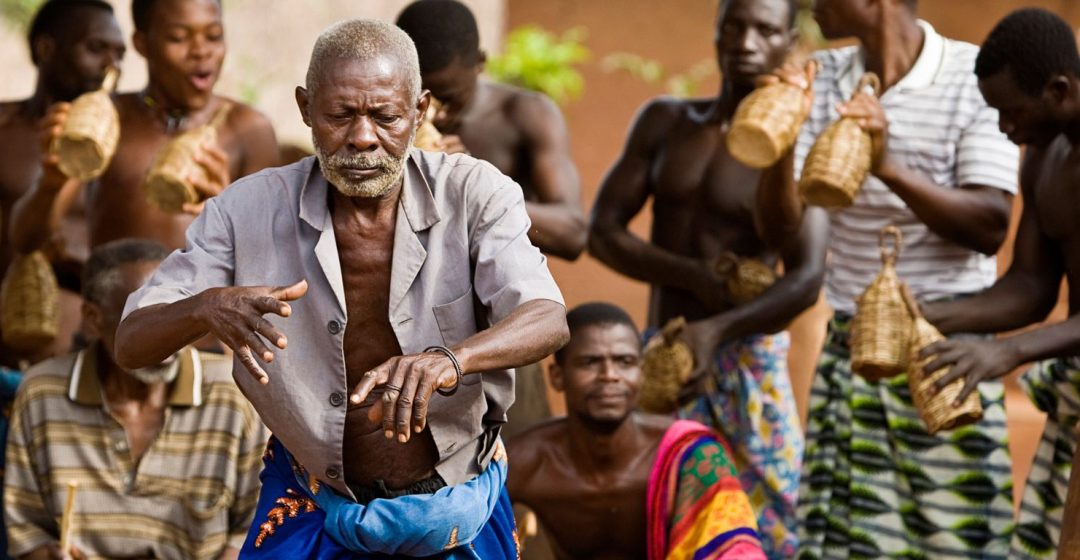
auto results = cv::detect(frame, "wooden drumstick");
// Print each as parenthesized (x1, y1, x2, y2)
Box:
(59, 480, 78, 559)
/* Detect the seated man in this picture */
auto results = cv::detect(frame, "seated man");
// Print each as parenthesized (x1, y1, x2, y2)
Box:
(114, 19, 568, 559)
(508, 302, 764, 560)
(917, 9, 1080, 558)
(4, 238, 267, 560)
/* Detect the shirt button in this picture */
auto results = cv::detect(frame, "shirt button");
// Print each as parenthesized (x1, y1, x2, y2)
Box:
(114, 439, 128, 452)
(325, 467, 340, 479)
(329, 392, 345, 407)
(327, 320, 341, 335)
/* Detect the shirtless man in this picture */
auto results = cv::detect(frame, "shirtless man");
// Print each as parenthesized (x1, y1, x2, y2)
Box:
(914, 9, 1080, 559)
(11, 0, 278, 255)
(115, 20, 567, 557)
(509, 302, 765, 560)
(395, 0, 585, 262)
(0, 0, 124, 365)
(587, 0, 827, 556)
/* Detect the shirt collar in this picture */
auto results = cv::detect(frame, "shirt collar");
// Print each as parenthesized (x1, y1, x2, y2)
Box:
(298, 150, 441, 233)
(68, 344, 203, 407)
(839, 19, 945, 98)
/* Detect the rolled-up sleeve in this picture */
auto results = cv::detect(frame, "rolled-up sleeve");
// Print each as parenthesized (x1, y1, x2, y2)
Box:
(467, 167, 564, 324)
(121, 197, 237, 320)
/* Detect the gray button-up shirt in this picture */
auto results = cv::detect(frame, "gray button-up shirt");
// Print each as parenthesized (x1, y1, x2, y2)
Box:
(123, 150, 564, 496)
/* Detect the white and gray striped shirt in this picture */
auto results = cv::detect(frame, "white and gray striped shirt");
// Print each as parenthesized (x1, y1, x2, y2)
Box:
(795, 20, 1019, 314)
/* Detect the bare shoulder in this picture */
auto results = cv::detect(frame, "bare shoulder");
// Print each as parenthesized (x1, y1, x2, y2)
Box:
(506, 416, 568, 465)
(216, 96, 274, 136)
(637, 412, 674, 443)
(0, 100, 24, 129)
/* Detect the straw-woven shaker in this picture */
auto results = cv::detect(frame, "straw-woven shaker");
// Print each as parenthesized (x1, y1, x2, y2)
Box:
(51, 67, 121, 182)
(799, 72, 881, 209)
(727, 71, 810, 169)
(901, 285, 983, 434)
(639, 317, 695, 414)
(851, 225, 912, 380)
(715, 252, 777, 305)
(143, 102, 233, 213)
(1, 251, 59, 352)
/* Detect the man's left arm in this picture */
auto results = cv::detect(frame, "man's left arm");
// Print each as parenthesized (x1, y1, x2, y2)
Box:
(841, 93, 1017, 255)
(515, 94, 586, 261)
(351, 173, 568, 443)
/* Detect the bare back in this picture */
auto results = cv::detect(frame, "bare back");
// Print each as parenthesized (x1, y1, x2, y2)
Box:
(88, 93, 277, 250)
(643, 99, 774, 324)
(1026, 137, 1080, 314)
(508, 415, 670, 560)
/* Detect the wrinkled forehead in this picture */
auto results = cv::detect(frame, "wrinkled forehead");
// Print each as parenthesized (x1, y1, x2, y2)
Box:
(564, 323, 642, 362)
(311, 55, 414, 103)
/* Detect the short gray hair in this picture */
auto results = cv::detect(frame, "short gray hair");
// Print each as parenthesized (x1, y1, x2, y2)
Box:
(305, 19, 422, 102)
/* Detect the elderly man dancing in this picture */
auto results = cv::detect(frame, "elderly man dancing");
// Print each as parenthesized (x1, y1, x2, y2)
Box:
(115, 19, 568, 559)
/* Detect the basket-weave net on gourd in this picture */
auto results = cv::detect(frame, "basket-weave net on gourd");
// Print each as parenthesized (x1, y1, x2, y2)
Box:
(900, 285, 983, 434)
(799, 72, 881, 209)
(144, 103, 233, 213)
(1, 251, 59, 352)
(851, 225, 912, 381)
(51, 68, 121, 182)
(639, 317, 694, 414)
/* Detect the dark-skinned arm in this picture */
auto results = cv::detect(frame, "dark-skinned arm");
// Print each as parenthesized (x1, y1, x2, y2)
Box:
(515, 94, 586, 260)
(922, 156, 1063, 335)
(588, 100, 722, 304)
(841, 93, 1014, 255)
(10, 102, 78, 254)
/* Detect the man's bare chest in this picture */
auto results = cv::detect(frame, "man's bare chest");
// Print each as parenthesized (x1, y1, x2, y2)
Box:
(649, 125, 758, 218)
(0, 124, 41, 204)
(1033, 160, 1080, 241)
(535, 476, 649, 559)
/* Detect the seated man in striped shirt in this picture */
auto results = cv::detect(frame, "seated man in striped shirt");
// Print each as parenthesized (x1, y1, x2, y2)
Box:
(756, 0, 1020, 558)
(3, 239, 268, 560)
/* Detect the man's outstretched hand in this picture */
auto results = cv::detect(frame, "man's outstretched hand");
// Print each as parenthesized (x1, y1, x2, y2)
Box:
(196, 280, 308, 384)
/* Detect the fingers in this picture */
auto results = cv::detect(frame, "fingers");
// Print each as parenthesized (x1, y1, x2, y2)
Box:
(381, 360, 407, 440)
(396, 363, 423, 442)
(351, 363, 387, 407)
(181, 201, 207, 215)
(270, 280, 308, 305)
(191, 143, 231, 196)
(916, 339, 948, 361)
(249, 313, 288, 350)
(235, 345, 269, 385)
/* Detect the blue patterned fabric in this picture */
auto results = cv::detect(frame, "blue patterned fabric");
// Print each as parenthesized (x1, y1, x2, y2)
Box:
(240, 437, 518, 559)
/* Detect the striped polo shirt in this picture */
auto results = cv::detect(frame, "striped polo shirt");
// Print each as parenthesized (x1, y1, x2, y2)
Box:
(4, 346, 268, 560)
(794, 20, 1019, 314)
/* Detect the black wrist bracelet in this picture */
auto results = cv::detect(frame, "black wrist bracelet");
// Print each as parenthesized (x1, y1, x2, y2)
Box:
(425, 345, 463, 396)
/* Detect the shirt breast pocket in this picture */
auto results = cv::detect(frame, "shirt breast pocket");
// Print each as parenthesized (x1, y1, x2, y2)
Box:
(432, 291, 481, 385)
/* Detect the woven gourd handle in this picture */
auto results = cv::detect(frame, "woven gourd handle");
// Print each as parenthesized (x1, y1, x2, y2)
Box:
(900, 283, 922, 320)
(879, 225, 902, 265)
(855, 72, 882, 99)
(660, 317, 687, 346)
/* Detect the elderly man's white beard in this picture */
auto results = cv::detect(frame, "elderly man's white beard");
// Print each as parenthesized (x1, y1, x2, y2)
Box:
(314, 131, 415, 198)
(126, 355, 180, 385)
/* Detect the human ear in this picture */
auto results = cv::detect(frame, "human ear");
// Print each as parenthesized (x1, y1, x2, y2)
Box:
(1045, 75, 1071, 105)
(295, 86, 311, 127)
(133, 30, 147, 58)
(33, 36, 55, 66)
(82, 302, 104, 341)
(548, 362, 565, 393)
(416, 90, 431, 122)
(476, 51, 487, 75)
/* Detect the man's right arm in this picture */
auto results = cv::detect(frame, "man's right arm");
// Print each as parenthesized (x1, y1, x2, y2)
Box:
(588, 100, 711, 294)
(922, 153, 1063, 335)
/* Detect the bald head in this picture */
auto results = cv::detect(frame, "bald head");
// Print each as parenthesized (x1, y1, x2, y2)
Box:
(306, 19, 422, 101)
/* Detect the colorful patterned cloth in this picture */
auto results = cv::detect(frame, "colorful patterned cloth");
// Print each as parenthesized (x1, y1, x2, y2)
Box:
(678, 333, 802, 559)
(241, 437, 519, 559)
(1012, 356, 1080, 559)
(647, 419, 765, 560)
(797, 314, 1013, 559)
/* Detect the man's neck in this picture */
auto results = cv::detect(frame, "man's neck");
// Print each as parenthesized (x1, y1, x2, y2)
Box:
(565, 413, 643, 476)
(331, 181, 403, 223)
(23, 83, 65, 119)
(859, 12, 925, 91)
(99, 350, 167, 409)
